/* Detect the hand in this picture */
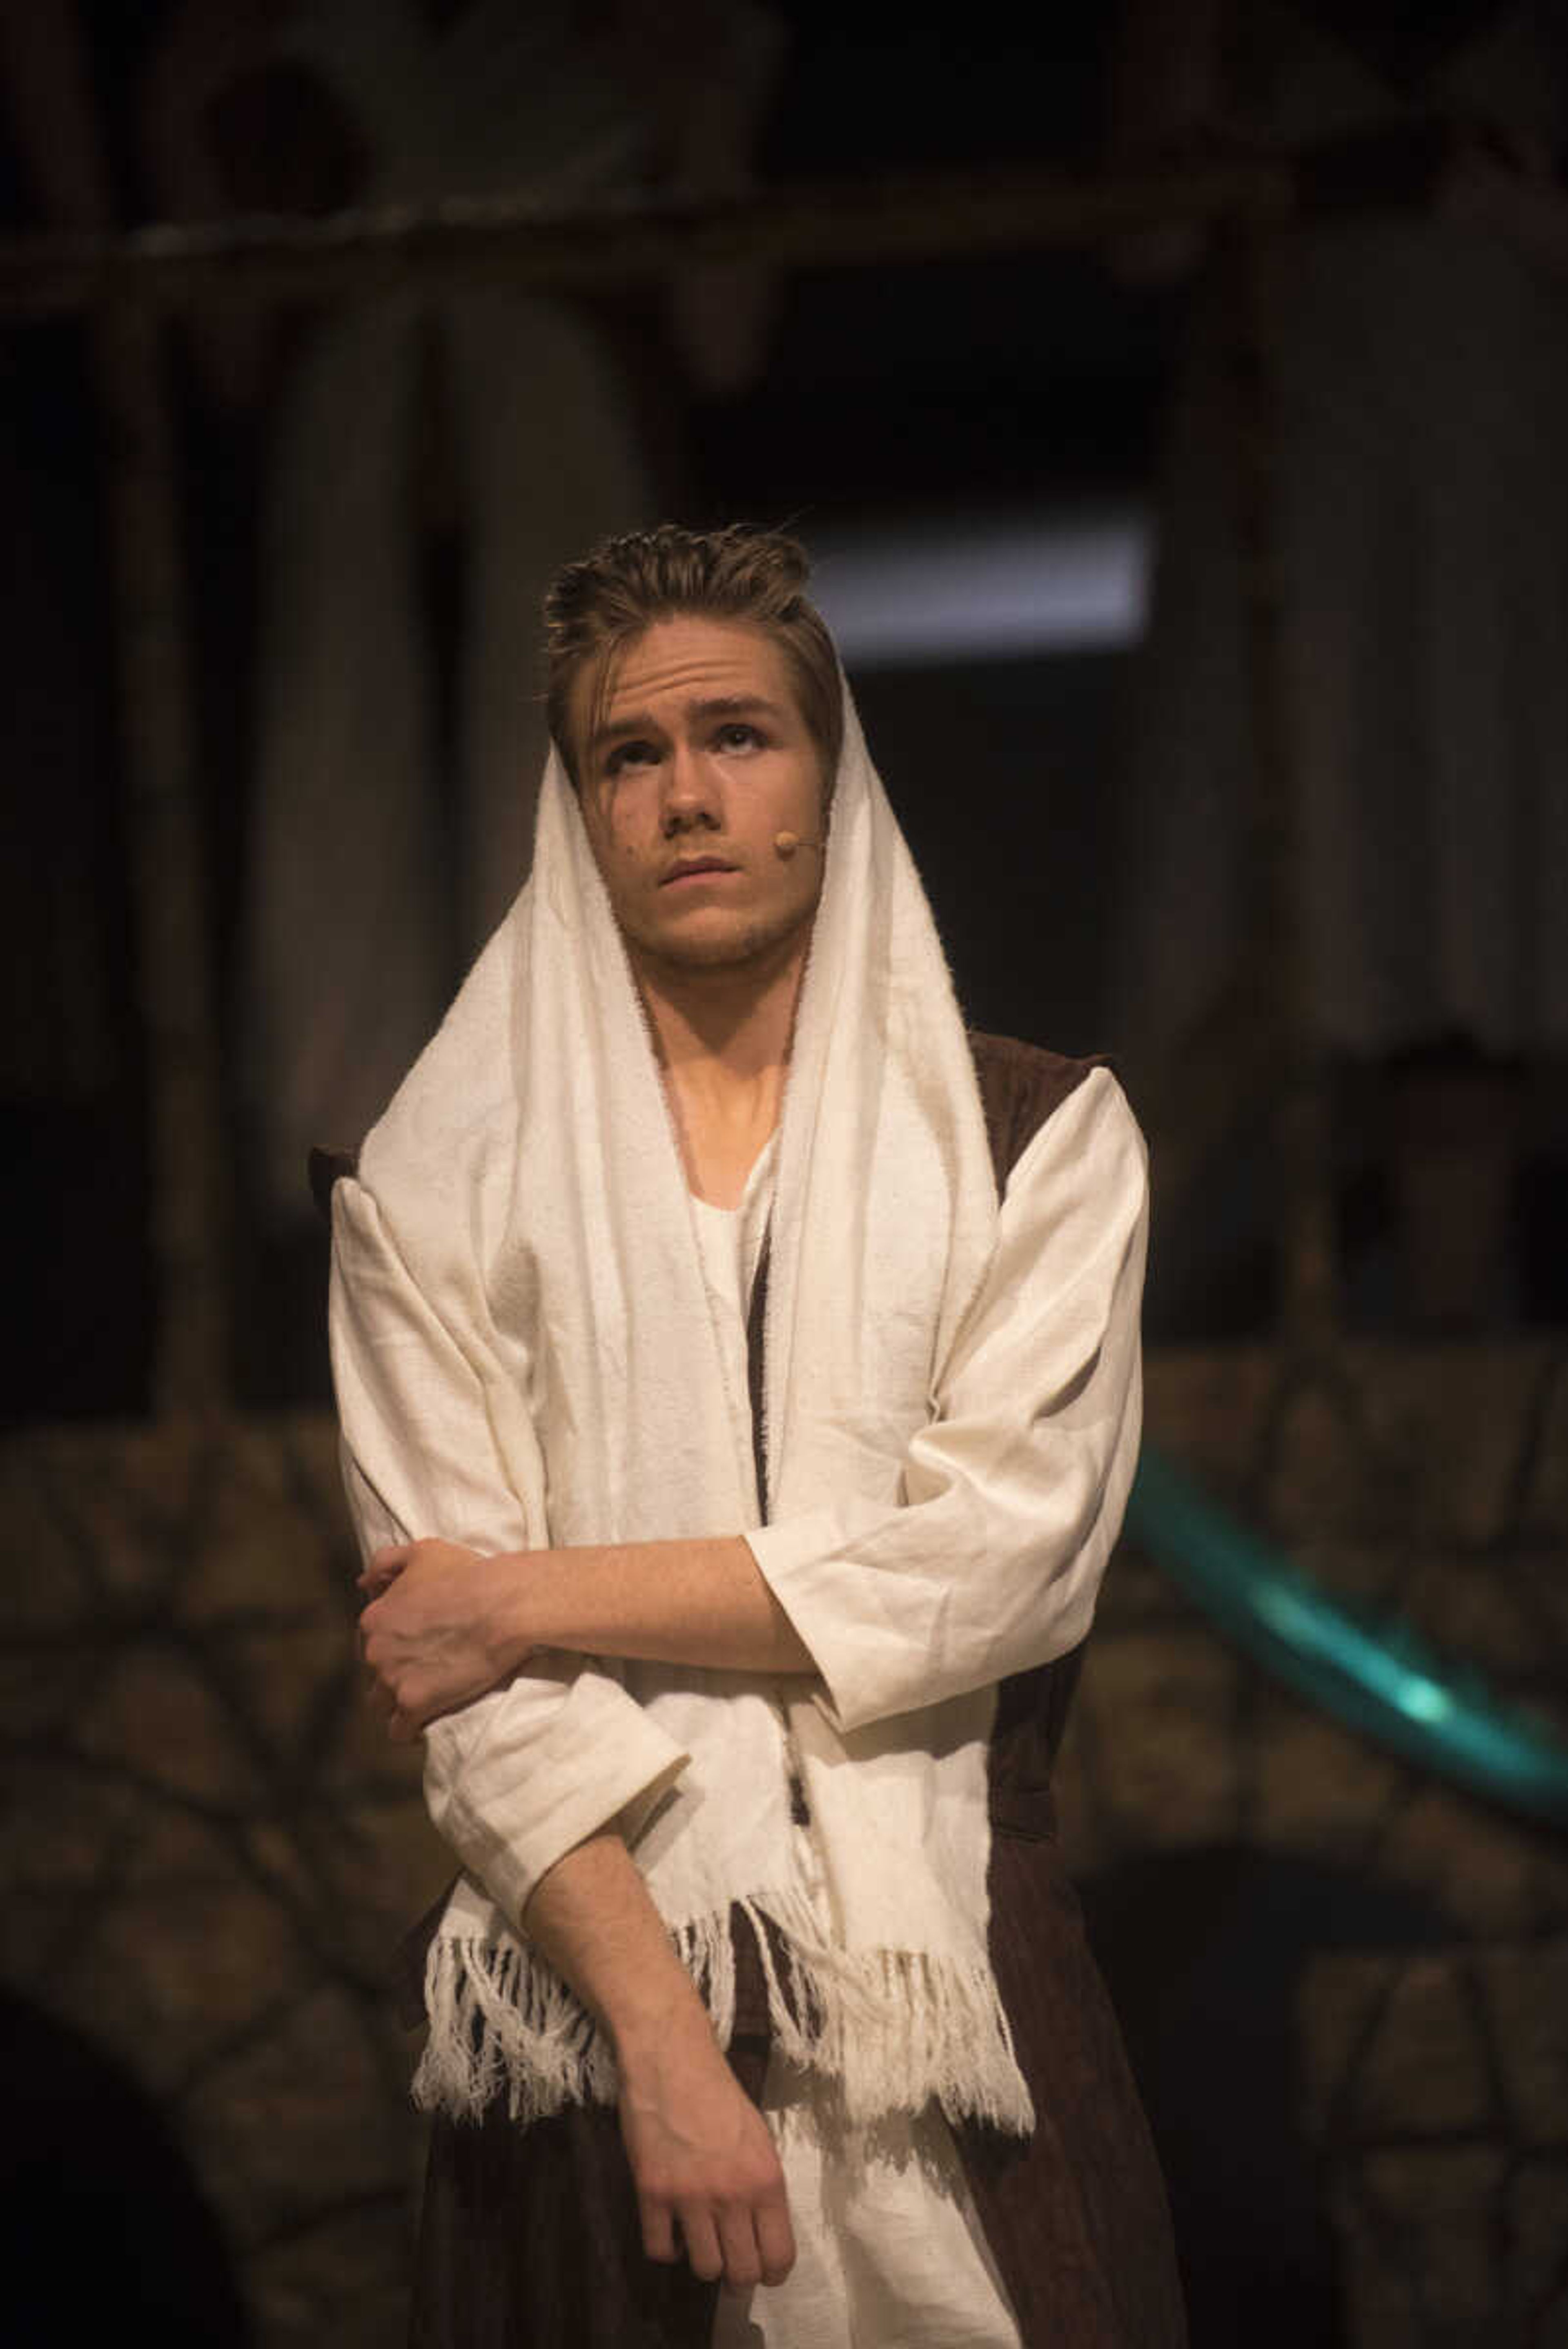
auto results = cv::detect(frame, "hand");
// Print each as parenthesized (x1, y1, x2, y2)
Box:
(357, 1539, 527, 1739)
(617, 2008, 795, 2291)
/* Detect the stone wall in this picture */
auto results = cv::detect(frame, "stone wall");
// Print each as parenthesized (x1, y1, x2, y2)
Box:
(0, 1413, 442, 2345)
(1062, 1342, 1568, 2348)
(1, 1341, 1564, 2342)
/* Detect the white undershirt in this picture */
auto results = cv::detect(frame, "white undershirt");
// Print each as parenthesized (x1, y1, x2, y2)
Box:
(688, 1133, 777, 1300)
(688, 1132, 779, 1469)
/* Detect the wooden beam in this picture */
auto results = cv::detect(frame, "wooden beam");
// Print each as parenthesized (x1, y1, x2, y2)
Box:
(0, 159, 1295, 321)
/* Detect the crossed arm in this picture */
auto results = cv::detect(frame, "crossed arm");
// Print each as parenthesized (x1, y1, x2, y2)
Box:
(333, 1168, 822, 2291)
(359, 1529, 812, 2291)
(358, 1531, 815, 1741)
(523, 1826, 796, 2291)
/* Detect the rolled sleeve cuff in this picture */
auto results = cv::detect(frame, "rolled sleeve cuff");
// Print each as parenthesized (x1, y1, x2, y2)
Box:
(744, 1501, 913, 1733)
(428, 1667, 690, 1930)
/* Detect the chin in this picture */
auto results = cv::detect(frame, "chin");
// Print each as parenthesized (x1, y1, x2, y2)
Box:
(638, 907, 813, 975)
(650, 932, 773, 972)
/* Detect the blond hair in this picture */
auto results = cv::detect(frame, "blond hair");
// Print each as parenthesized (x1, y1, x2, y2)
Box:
(543, 523, 843, 787)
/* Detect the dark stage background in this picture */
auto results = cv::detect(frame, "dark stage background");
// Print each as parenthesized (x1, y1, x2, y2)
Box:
(3, 6, 1568, 2345)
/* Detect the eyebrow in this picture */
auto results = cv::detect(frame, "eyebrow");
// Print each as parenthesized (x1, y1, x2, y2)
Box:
(589, 695, 789, 754)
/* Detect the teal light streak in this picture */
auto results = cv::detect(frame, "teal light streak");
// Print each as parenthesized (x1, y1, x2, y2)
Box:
(1127, 1444, 1568, 1828)
(1395, 1677, 1452, 1724)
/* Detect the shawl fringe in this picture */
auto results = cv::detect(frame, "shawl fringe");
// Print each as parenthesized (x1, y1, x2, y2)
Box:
(412, 1893, 1035, 2137)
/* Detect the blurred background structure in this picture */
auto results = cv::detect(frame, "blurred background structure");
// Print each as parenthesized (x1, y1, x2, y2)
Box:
(2, 3, 1566, 2343)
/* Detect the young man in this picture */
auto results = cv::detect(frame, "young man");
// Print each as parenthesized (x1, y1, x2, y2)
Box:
(333, 525, 1184, 2346)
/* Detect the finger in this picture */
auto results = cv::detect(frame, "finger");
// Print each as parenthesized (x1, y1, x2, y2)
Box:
(360, 1545, 410, 1596)
(676, 2202, 724, 2284)
(714, 2202, 762, 2293)
(358, 1626, 385, 1691)
(372, 1670, 420, 1735)
(637, 2194, 678, 2267)
(754, 2190, 795, 2286)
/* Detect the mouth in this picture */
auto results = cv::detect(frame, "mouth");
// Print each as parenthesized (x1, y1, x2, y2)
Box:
(660, 856, 739, 886)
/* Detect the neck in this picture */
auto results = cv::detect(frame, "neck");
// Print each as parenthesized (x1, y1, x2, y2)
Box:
(632, 920, 810, 1082)
(629, 927, 811, 1203)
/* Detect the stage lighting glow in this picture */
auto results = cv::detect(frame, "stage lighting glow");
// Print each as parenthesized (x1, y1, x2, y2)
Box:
(1394, 1676, 1452, 1724)
(809, 508, 1152, 665)
(1128, 1445, 1568, 1827)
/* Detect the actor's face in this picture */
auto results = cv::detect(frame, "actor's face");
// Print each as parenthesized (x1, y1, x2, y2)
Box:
(574, 617, 829, 978)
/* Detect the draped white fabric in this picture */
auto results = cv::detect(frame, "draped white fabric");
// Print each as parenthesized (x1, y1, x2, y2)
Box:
(330, 684, 1146, 2133)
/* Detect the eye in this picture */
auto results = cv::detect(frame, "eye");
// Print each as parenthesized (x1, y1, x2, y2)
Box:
(604, 738, 661, 778)
(713, 721, 764, 755)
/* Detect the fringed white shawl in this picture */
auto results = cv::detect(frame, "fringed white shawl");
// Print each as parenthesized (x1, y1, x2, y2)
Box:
(330, 683, 1146, 2136)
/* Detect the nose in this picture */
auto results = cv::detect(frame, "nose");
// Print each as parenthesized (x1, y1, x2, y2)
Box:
(661, 739, 720, 834)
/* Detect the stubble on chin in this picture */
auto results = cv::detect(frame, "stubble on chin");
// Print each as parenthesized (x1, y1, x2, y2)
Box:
(620, 898, 818, 986)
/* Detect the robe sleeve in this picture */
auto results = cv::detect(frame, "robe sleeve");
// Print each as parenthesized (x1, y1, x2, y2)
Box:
(745, 1068, 1147, 1733)
(330, 1176, 690, 1930)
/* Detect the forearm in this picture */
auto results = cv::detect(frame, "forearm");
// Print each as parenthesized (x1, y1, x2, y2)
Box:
(523, 1828, 795, 2288)
(522, 1826, 714, 2060)
(498, 1534, 815, 1679)
(360, 1530, 816, 1738)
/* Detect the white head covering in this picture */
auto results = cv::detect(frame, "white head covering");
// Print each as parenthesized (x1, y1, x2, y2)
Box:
(356, 684, 1033, 2133)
